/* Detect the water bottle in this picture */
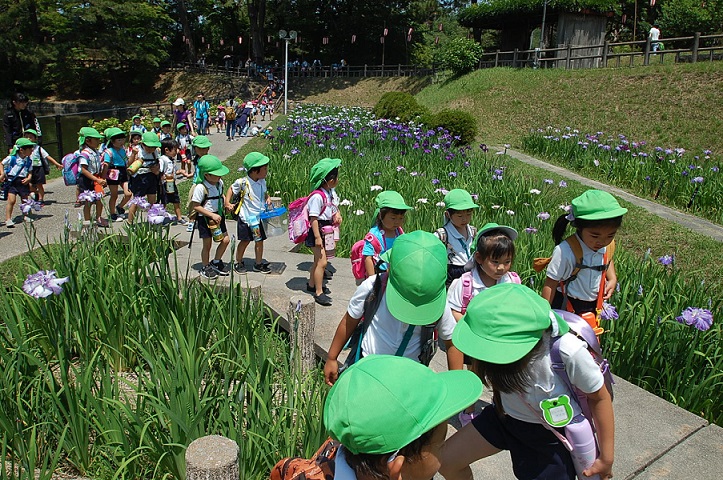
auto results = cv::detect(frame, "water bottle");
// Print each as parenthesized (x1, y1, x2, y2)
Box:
(333, 225, 340, 241)
(322, 225, 336, 258)
(166, 180, 176, 193)
(565, 415, 601, 480)
(248, 215, 263, 242)
(206, 218, 224, 243)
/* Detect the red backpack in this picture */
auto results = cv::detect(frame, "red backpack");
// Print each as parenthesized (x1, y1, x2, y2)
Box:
(459, 271, 521, 314)
(350, 228, 403, 280)
(270, 438, 339, 480)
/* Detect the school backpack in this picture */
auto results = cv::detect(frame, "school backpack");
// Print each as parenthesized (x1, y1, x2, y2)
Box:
(350, 227, 404, 280)
(269, 437, 339, 480)
(459, 271, 521, 314)
(435, 225, 478, 259)
(288, 189, 328, 244)
(62, 150, 89, 186)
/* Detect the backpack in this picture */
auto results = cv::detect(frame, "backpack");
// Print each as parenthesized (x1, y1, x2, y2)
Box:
(435, 225, 478, 260)
(350, 227, 404, 280)
(226, 103, 237, 121)
(186, 183, 222, 221)
(533, 235, 615, 333)
(459, 271, 521, 314)
(288, 189, 329, 244)
(62, 150, 89, 186)
(230, 177, 251, 217)
(269, 437, 339, 480)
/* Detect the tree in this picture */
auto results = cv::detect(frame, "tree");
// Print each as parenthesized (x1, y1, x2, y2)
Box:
(248, 0, 267, 65)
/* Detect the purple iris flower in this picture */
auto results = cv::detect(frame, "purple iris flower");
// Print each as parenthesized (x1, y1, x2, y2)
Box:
(23, 270, 69, 298)
(675, 307, 714, 331)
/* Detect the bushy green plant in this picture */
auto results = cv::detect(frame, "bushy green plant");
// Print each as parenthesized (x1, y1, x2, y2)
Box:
(436, 38, 484, 76)
(423, 109, 479, 145)
(372, 92, 429, 123)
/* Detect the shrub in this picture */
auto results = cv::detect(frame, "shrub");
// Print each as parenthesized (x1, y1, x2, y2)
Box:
(373, 92, 429, 123)
(424, 109, 479, 145)
(437, 37, 484, 76)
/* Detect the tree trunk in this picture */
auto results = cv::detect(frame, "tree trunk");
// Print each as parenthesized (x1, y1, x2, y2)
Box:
(470, 0, 482, 43)
(178, 0, 196, 62)
(248, 0, 266, 66)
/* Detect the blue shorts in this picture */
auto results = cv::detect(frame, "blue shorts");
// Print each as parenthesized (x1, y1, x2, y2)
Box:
(472, 405, 575, 480)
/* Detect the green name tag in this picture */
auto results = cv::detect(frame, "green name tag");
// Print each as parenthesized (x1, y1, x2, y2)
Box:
(540, 395, 574, 427)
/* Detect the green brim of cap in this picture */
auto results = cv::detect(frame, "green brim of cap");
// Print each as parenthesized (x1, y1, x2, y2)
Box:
(192, 136, 213, 148)
(142, 139, 161, 148)
(161, 121, 172, 127)
(176, 123, 187, 130)
(132, 115, 141, 120)
(453, 310, 569, 364)
(206, 164, 229, 177)
(477, 223, 518, 241)
(576, 207, 628, 220)
(310, 158, 342, 189)
(447, 201, 479, 210)
(385, 278, 446, 326)
(23, 129, 39, 137)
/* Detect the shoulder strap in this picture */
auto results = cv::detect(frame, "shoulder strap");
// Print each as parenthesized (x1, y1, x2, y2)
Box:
(469, 225, 477, 239)
(508, 272, 521, 284)
(395, 324, 416, 357)
(365, 232, 383, 256)
(550, 334, 595, 426)
(435, 227, 448, 246)
(564, 235, 584, 283)
(353, 273, 389, 364)
(460, 271, 474, 314)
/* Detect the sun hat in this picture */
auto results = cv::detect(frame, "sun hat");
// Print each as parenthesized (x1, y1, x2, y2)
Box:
(453, 283, 569, 364)
(105, 127, 126, 139)
(243, 151, 270, 170)
(129, 130, 142, 137)
(153, 117, 162, 123)
(176, 123, 187, 130)
(324, 355, 483, 455)
(173, 98, 185, 106)
(160, 120, 172, 127)
(15, 138, 36, 149)
(379, 231, 448, 326)
(132, 114, 141, 120)
(140, 131, 161, 148)
(571, 190, 628, 221)
(192, 135, 212, 149)
(195, 155, 229, 183)
(444, 189, 479, 211)
(78, 127, 103, 147)
(309, 158, 341, 190)
(23, 129, 39, 138)
(465, 223, 518, 270)
(372, 190, 413, 224)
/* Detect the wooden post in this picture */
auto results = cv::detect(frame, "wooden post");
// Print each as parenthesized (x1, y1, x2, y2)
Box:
(186, 435, 239, 480)
(566, 44, 572, 69)
(512, 49, 519, 68)
(494, 51, 500, 68)
(602, 41, 609, 68)
(644, 37, 651, 65)
(398, 64, 401, 76)
(288, 296, 316, 375)
(692, 32, 701, 63)
(364, 64, 367, 77)
(240, 280, 262, 303)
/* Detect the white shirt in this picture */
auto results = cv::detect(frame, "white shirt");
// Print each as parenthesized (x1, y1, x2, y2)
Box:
(447, 268, 518, 312)
(436, 223, 476, 266)
(79, 147, 102, 175)
(159, 155, 176, 177)
(347, 275, 456, 361)
(191, 179, 224, 213)
(30, 146, 50, 167)
(231, 176, 266, 221)
(649, 27, 661, 41)
(307, 188, 334, 221)
(546, 234, 607, 302)
(501, 332, 604, 424)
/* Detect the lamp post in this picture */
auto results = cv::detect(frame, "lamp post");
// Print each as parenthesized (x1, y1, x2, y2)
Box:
(279, 29, 297, 115)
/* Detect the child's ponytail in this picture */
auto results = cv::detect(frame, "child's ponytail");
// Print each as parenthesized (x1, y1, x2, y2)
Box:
(551, 213, 571, 245)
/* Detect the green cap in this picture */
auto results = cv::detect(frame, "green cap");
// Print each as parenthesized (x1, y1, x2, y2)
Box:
(192, 135, 212, 149)
(380, 231, 448, 326)
(23, 129, 39, 138)
(15, 138, 36, 149)
(195, 155, 229, 183)
(324, 355, 483, 455)
(444, 189, 479, 211)
(571, 190, 628, 221)
(243, 151, 270, 170)
(141, 131, 161, 148)
(153, 117, 162, 123)
(105, 127, 126, 139)
(176, 123, 187, 130)
(375, 190, 412, 210)
(161, 120, 172, 127)
(309, 158, 341, 190)
(476, 222, 518, 243)
(78, 127, 103, 147)
(129, 130, 142, 137)
(453, 283, 569, 364)
(132, 114, 141, 120)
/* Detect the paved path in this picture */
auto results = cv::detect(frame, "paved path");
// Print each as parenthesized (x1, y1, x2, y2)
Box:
(506, 149, 723, 242)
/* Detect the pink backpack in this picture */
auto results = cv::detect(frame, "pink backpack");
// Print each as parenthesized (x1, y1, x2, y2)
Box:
(350, 228, 403, 280)
(460, 271, 521, 313)
(288, 189, 329, 244)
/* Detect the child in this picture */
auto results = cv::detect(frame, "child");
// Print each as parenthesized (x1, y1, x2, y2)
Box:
(540, 190, 627, 317)
(129, 115, 146, 134)
(1, 138, 35, 227)
(297, 355, 482, 480)
(434, 188, 479, 287)
(159, 121, 173, 141)
(215, 105, 225, 133)
(191, 155, 230, 279)
(159, 138, 189, 224)
(324, 231, 459, 385)
(259, 100, 267, 121)
(223, 152, 271, 274)
(440, 283, 615, 480)
(186, 135, 213, 231)
(100, 127, 131, 222)
(175, 123, 194, 177)
(126, 130, 142, 157)
(447, 223, 519, 425)
(127, 132, 161, 224)
(306, 158, 341, 306)
(362, 190, 411, 278)
(76, 127, 108, 227)
(151, 117, 162, 136)
(24, 129, 61, 204)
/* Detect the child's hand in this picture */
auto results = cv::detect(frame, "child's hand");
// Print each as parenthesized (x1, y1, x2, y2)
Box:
(604, 279, 616, 300)
(332, 212, 342, 225)
(583, 457, 613, 480)
(211, 213, 222, 224)
(315, 237, 323, 248)
(323, 359, 340, 386)
(21, 176, 31, 185)
(224, 202, 233, 212)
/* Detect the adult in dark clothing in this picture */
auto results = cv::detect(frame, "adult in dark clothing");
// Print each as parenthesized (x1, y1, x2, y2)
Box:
(236, 105, 250, 138)
(3, 93, 41, 152)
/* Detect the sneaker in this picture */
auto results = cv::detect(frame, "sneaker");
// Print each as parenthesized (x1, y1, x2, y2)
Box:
(110, 214, 118, 222)
(200, 264, 218, 279)
(458, 411, 477, 428)
(186, 222, 195, 232)
(253, 263, 271, 274)
(323, 270, 333, 280)
(6, 220, 14, 228)
(116, 206, 126, 216)
(313, 293, 332, 306)
(233, 262, 247, 274)
(306, 283, 330, 294)
(211, 260, 230, 276)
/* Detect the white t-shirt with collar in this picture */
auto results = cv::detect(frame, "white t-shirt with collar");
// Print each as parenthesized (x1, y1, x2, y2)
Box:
(546, 234, 607, 302)
(347, 275, 456, 361)
(231, 176, 266, 222)
(191, 179, 224, 213)
(435, 223, 476, 266)
(306, 187, 335, 221)
(159, 155, 176, 177)
(447, 268, 518, 312)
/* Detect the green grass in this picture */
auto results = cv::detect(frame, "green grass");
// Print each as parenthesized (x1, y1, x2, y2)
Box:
(415, 62, 723, 154)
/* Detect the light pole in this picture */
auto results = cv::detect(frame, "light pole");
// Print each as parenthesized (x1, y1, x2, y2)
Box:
(279, 29, 297, 115)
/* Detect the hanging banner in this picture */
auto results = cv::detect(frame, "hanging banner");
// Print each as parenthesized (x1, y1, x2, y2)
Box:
(351, 34, 356, 43)
(383, 28, 388, 36)
(435, 36, 439, 44)
(380, 36, 384, 44)
(438, 23, 443, 32)
(408, 28, 413, 36)
(239, 36, 243, 44)
(220, 39, 224, 45)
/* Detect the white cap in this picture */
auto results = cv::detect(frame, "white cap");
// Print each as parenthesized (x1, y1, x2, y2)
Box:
(173, 98, 185, 106)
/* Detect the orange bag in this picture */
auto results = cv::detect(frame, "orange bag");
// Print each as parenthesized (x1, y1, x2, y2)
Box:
(270, 438, 339, 480)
